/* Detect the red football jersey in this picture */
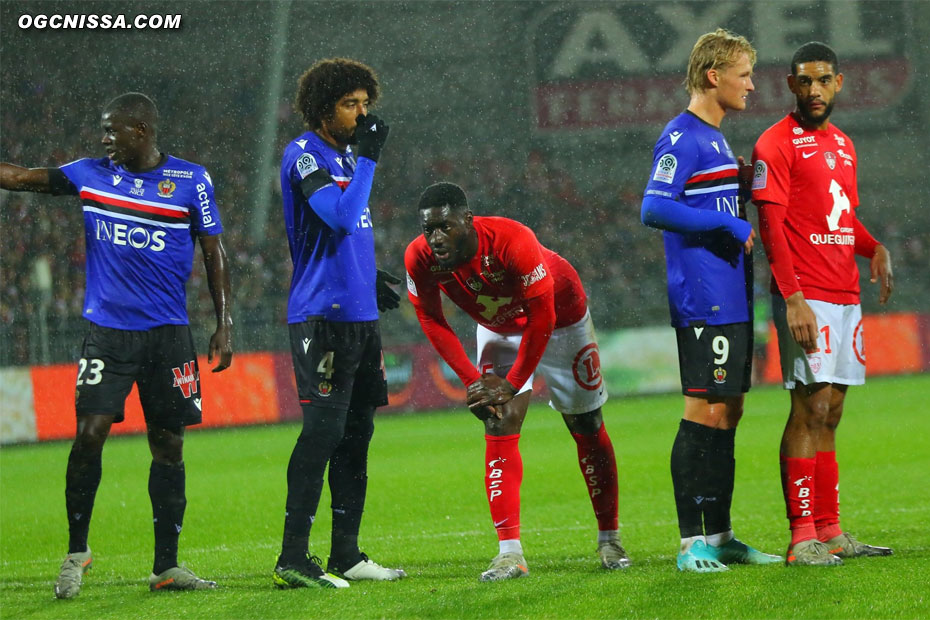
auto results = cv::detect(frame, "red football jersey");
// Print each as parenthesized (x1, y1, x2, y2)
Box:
(752, 113, 864, 304)
(405, 216, 587, 333)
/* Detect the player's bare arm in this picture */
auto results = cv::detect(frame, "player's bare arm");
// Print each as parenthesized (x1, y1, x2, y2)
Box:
(0, 163, 54, 193)
(200, 234, 233, 372)
(870, 245, 893, 305)
(785, 291, 819, 352)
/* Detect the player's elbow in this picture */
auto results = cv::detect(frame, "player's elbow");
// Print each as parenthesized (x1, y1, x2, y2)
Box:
(641, 201, 660, 228)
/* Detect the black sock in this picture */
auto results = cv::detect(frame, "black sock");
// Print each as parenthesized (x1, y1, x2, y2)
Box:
(65, 445, 102, 554)
(670, 419, 715, 538)
(280, 405, 347, 564)
(327, 406, 374, 569)
(149, 461, 186, 574)
(703, 428, 736, 537)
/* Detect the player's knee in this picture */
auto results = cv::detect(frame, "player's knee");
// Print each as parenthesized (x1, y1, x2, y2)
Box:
(563, 409, 603, 435)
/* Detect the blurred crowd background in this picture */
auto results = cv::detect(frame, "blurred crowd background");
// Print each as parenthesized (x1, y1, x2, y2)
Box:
(2, 1, 928, 366)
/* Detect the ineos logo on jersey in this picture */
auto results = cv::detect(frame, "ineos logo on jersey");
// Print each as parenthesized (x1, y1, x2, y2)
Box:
(715, 195, 738, 217)
(196, 182, 216, 226)
(96, 220, 166, 252)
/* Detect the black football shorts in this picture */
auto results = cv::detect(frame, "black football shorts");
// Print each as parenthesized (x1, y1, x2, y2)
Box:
(289, 318, 388, 410)
(675, 321, 752, 397)
(75, 322, 202, 427)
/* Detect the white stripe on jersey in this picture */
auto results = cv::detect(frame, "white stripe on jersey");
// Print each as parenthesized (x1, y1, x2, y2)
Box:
(83, 206, 192, 229)
(80, 186, 191, 214)
(683, 183, 740, 196)
(688, 163, 738, 177)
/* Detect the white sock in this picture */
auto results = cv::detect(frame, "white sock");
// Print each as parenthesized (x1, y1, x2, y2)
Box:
(705, 530, 735, 547)
(598, 529, 620, 544)
(499, 539, 523, 555)
(680, 535, 705, 553)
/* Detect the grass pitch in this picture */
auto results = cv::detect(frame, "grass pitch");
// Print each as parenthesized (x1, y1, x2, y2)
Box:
(1, 375, 928, 619)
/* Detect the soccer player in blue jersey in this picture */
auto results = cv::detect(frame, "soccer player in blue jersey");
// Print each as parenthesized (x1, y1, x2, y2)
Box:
(641, 29, 780, 572)
(272, 58, 405, 589)
(1, 92, 232, 595)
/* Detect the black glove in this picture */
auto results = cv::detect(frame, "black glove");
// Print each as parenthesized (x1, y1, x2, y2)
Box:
(354, 114, 390, 163)
(376, 269, 402, 312)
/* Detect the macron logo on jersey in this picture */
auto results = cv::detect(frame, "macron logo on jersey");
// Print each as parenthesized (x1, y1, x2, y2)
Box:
(669, 130, 683, 145)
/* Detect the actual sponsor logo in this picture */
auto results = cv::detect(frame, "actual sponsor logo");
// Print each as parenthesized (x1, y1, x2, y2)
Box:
(653, 154, 677, 184)
(752, 160, 767, 190)
(713, 367, 727, 384)
(157, 179, 176, 198)
(406, 272, 418, 297)
(296, 153, 318, 179)
(824, 151, 837, 170)
(130, 178, 145, 196)
(196, 182, 215, 226)
(572, 343, 603, 391)
(520, 263, 548, 288)
(171, 361, 199, 398)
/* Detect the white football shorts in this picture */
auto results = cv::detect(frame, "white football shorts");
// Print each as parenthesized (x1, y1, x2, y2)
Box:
(476, 309, 609, 415)
(772, 295, 866, 390)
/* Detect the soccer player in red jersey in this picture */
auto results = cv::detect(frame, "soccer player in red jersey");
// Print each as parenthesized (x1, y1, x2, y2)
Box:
(751, 42, 894, 566)
(405, 182, 628, 581)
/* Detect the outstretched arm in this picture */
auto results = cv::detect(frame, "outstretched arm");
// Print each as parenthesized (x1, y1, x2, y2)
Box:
(199, 234, 233, 372)
(1, 163, 53, 193)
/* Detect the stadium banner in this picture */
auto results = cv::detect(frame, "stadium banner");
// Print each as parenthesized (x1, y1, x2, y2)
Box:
(528, 1, 912, 132)
(2, 313, 926, 444)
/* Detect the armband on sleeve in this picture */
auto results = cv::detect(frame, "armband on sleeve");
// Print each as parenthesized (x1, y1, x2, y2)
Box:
(299, 168, 334, 200)
(49, 169, 77, 196)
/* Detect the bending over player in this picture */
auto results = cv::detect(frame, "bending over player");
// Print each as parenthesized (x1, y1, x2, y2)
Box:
(405, 182, 629, 581)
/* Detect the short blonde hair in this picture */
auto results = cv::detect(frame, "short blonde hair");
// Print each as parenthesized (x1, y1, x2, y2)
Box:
(686, 28, 757, 95)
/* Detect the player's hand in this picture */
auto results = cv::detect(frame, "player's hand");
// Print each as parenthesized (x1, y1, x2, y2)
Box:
(466, 374, 517, 409)
(469, 403, 502, 421)
(737, 156, 754, 194)
(208, 324, 233, 372)
(376, 269, 402, 312)
(785, 292, 818, 352)
(354, 114, 390, 163)
(744, 228, 756, 254)
(870, 245, 893, 305)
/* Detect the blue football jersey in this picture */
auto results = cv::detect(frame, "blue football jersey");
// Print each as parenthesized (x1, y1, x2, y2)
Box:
(59, 155, 222, 330)
(281, 131, 378, 323)
(644, 111, 751, 327)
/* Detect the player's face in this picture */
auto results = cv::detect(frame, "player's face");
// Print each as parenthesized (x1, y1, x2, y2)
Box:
(420, 206, 475, 269)
(715, 52, 755, 112)
(789, 61, 843, 129)
(320, 88, 370, 147)
(100, 111, 145, 167)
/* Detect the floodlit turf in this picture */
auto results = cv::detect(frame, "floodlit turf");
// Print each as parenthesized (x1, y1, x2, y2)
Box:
(1, 375, 928, 619)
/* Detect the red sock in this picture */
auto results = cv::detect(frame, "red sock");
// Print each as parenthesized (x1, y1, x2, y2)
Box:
(814, 451, 842, 542)
(780, 454, 817, 546)
(485, 434, 522, 541)
(571, 422, 619, 532)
